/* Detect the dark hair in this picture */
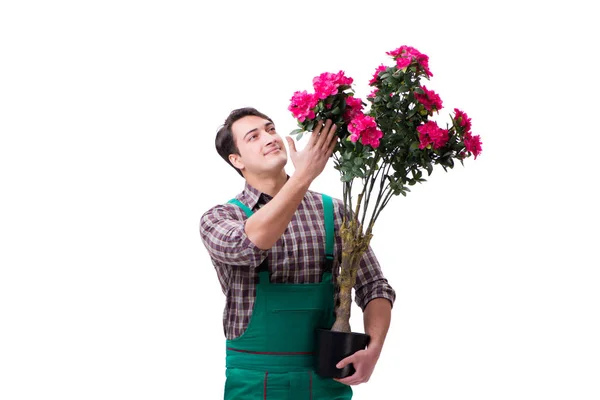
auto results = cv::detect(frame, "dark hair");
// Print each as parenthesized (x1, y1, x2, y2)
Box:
(215, 107, 274, 177)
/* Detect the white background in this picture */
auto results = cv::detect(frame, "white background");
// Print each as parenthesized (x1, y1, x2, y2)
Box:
(1, 1, 599, 399)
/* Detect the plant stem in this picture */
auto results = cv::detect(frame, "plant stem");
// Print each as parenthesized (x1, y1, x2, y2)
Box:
(330, 220, 371, 333)
(364, 160, 392, 234)
(360, 155, 382, 231)
(370, 185, 395, 231)
(353, 192, 363, 239)
(343, 180, 353, 224)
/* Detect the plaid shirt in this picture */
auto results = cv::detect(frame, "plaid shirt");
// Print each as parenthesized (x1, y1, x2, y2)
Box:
(199, 181, 396, 340)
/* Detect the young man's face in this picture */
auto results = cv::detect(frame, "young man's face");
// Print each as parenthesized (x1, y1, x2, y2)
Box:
(229, 115, 288, 177)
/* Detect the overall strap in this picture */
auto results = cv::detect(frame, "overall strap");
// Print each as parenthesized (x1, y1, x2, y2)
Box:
(227, 195, 335, 281)
(321, 193, 334, 273)
(227, 198, 253, 217)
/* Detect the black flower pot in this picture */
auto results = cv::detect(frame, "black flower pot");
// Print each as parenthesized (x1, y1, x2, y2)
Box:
(314, 328, 371, 379)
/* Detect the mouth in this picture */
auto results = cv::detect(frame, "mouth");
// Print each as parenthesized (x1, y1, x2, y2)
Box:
(264, 145, 282, 156)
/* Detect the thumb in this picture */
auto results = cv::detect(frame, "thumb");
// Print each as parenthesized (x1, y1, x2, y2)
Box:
(286, 136, 297, 153)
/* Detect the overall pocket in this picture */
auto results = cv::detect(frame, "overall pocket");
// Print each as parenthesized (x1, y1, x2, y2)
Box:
(268, 308, 324, 353)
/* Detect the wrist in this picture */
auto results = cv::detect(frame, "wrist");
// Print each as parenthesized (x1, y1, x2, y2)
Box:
(366, 341, 383, 356)
(288, 170, 313, 189)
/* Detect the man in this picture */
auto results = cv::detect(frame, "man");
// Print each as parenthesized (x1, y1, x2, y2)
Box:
(199, 107, 396, 399)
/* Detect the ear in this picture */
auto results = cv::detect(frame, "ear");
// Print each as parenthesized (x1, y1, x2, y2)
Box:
(229, 154, 245, 171)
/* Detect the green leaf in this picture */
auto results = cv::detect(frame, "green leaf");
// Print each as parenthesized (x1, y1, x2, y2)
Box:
(289, 128, 303, 136)
(341, 172, 354, 182)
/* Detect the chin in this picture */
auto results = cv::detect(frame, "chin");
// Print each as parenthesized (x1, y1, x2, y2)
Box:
(269, 155, 287, 171)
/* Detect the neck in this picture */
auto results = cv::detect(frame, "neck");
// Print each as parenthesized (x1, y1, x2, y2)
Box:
(245, 169, 288, 197)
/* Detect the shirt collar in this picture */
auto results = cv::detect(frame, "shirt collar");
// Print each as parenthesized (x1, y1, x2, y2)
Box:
(242, 181, 263, 210)
(242, 175, 290, 210)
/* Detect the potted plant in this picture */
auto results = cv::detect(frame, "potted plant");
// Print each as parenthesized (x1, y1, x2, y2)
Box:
(288, 45, 482, 378)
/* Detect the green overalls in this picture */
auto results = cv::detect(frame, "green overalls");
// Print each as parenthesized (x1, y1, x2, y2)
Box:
(224, 194, 353, 400)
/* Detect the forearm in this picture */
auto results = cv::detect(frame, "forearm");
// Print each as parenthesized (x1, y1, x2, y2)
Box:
(244, 173, 312, 250)
(363, 298, 392, 355)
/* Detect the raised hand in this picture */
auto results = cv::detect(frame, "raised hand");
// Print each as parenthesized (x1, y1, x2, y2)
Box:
(285, 119, 338, 183)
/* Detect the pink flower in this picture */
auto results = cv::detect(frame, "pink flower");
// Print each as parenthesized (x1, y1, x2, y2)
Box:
(464, 134, 482, 160)
(348, 114, 383, 148)
(369, 64, 387, 85)
(452, 109, 481, 158)
(361, 125, 384, 148)
(367, 88, 379, 98)
(417, 121, 449, 149)
(415, 85, 443, 112)
(453, 108, 472, 133)
(348, 114, 376, 135)
(396, 57, 411, 70)
(386, 45, 432, 77)
(313, 75, 338, 99)
(288, 90, 318, 122)
(344, 95, 364, 122)
(312, 70, 353, 100)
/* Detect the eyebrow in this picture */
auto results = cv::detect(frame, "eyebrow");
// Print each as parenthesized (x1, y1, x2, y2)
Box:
(243, 122, 274, 141)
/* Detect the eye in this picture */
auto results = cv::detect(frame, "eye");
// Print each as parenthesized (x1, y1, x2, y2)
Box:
(249, 134, 257, 141)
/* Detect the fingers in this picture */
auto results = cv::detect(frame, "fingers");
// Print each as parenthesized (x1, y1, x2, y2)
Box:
(333, 355, 355, 386)
(334, 367, 364, 386)
(285, 136, 296, 153)
(314, 119, 333, 148)
(334, 375, 355, 386)
(334, 368, 361, 386)
(333, 351, 374, 386)
(336, 355, 353, 370)
(326, 124, 338, 155)
(327, 136, 338, 156)
(311, 119, 337, 154)
(308, 120, 326, 147)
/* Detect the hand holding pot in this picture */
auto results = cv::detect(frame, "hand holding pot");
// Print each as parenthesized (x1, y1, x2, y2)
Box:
(333, 346, 381, 386)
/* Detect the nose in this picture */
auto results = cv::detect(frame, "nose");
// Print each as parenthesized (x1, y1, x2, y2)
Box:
(263, 134, 275, 146)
